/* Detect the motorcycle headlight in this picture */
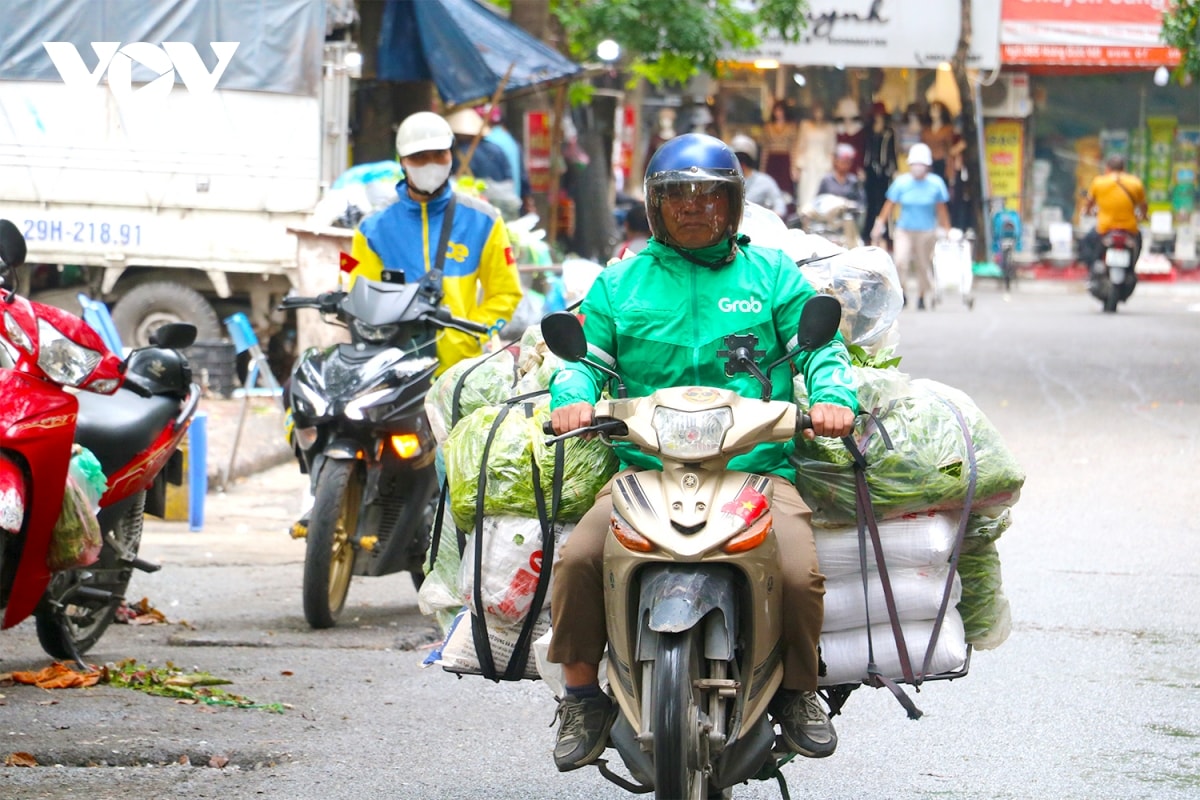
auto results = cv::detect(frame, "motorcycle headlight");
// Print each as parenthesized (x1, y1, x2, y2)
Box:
(37, 319, 101, 387)
(652, 406, 733, 461)
(352, 320, 399, 343)
(294, 379, 329, 418)
(345, 384, 391, 421)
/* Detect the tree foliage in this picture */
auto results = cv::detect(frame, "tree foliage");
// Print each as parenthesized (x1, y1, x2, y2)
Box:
(552, 0, 809, 85)
(1162, 1, 1200, 81)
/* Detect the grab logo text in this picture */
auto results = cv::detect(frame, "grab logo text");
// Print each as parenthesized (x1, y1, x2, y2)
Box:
(717, 297, 762, 313)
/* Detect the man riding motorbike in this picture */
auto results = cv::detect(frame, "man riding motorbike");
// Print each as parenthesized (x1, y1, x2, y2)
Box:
(1081, 154, 1146, 289)
(347, 111, 522, 374)
(545, 133, 859, 772)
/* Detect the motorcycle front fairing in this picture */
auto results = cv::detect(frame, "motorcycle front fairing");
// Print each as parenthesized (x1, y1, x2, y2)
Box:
(603, 468, 785, 741)
(0, 370, 77, 628)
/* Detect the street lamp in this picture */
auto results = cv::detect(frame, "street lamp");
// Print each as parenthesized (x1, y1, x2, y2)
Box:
(597, 39, 621, 63)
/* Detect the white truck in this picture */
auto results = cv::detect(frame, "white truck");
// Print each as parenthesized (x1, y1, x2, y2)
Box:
(0, 0, 352, 363)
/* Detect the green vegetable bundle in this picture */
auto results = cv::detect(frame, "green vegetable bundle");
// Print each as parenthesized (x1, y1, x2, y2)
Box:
(426, 349, 520, 443)
(445, 401, 618, 531)
(956, 540, 1011, 649)
(792, 368, 1025, 527)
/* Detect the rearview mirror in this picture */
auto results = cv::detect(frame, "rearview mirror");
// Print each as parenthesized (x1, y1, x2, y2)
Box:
(150, 323, 198, 350)
(796, 294, 842, 352)
(0, 219, 27, 269)
(541, 311, 588, 362)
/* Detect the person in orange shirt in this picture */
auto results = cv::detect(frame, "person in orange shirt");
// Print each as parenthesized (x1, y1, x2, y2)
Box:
(1082, 155, 1147, 269)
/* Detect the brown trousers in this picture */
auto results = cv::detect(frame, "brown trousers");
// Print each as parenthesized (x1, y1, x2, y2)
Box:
(548, 471, 825, 691)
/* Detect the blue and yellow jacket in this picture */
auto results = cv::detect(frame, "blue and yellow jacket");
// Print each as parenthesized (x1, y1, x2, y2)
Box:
(349, 182, 522, 373)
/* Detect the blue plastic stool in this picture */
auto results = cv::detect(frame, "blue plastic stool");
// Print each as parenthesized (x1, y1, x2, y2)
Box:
(76, 293, 124, 355)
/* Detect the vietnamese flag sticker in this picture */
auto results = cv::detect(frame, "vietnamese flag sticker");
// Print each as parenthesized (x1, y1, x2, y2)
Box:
(339, 252, 359, 273)
(720, 485, 767, 524)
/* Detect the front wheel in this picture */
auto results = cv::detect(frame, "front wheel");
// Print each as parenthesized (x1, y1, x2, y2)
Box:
(34, 491, 146, 660)
(654, 630, 709, 800)
(302, 459, 362, 628)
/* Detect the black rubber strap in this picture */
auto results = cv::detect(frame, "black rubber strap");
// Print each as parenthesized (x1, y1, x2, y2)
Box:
(469, 403, 512, 681)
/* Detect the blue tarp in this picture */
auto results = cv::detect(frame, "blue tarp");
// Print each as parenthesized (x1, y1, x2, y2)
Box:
(377, 0, 582, 108)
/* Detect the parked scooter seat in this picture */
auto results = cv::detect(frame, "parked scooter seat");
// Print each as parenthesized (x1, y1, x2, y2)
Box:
(74, 388, 179, 477)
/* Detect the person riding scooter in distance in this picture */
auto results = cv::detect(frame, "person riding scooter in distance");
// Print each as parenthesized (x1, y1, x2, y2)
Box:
(545, 133, 859, 772)
(1082, 154, 1147, 279)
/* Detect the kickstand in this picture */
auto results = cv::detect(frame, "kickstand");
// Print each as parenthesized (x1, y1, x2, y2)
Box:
(58, 616, 89, 673)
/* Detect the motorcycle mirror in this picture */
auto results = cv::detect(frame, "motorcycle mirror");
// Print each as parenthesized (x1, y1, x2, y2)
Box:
(540, 310, 628, 398)
(541, 311, 588, 362)
(0, 219, 27, 269)
(149, 322, 198, 350)
(796, 294, 842, 351)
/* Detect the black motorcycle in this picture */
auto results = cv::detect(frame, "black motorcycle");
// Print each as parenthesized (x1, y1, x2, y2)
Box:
(1087, 228, 1139, 313)
(280, 272, 488, 628)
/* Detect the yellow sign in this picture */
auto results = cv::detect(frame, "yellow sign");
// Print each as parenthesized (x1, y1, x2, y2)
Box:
(984, 120, 1024, 213)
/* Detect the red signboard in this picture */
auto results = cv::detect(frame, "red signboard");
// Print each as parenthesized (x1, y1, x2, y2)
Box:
(524, 110, 552, 195)
(1000, 0, 1181, 66)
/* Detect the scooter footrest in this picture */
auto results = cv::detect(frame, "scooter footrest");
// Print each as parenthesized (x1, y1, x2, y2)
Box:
(130, 557, 161, 573)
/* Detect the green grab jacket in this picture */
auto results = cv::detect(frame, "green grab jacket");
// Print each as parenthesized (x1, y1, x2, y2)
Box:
(549, 238, 859, 483)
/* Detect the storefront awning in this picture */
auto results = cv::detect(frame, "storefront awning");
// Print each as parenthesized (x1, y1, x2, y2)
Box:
(1000, 0, 1180, 68)
(376, 0, 583, 109)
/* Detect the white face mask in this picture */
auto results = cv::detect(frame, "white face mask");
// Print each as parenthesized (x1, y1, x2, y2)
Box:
(405, 162, 451, 194)
(910, 164, 929, 179)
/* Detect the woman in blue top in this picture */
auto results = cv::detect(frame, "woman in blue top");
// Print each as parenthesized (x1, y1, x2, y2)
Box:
(870, 143, 950, 310)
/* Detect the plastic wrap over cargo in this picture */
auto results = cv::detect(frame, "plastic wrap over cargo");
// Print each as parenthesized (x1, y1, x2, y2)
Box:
(458, 516, 575, 624)
(428, 607, 548, 680)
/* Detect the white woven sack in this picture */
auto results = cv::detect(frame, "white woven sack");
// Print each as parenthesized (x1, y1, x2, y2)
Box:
(814, 511, 958, 578)
(822, 566, 962, 633)
(818, 610, 967, 687)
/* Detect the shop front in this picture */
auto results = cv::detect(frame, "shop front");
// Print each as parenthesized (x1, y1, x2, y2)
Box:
(996, 0, 1196, 271)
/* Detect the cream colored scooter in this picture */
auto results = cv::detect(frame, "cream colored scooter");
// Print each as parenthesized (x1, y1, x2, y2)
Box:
(541, 296, 842, 800)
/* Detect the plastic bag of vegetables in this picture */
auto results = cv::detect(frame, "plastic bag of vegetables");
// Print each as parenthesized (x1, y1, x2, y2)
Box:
(444, 401, 619, 532)
(799, 246, 903, 351)
(956, 540, 1011, 649)
(792, 369, 1025, 527)
(47, 445, 107, 572)
(425, 349, 519, 444)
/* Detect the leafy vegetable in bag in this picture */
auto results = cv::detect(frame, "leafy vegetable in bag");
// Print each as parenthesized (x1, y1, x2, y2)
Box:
(792, 368, 1025, 527)
(47, 445, 107, 572)
(444, 403, 618, 531)
(956, 541, 1011, 649)
(425, 349, 518, 443)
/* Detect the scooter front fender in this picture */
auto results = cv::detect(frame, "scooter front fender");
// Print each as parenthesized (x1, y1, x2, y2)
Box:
(638, 566, 737, 661)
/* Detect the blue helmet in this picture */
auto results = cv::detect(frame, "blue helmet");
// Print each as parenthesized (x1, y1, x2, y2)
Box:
(644, 133, 745, 251)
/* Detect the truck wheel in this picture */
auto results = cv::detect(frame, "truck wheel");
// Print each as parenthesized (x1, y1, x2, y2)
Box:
(111, 281, 223, 347)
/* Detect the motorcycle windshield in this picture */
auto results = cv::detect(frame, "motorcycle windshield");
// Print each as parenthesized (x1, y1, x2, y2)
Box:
(344, 278, 430, 327)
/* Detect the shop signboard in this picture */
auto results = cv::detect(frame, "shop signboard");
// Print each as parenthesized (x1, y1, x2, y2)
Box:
(984, 119, 1024, 212)
(1171, 128, 1199, 222)
(1146, 116, 1176, 214)
(738, 0, 1001, 70)
(524, 110, 551, 195)
(1000, 0, 1182, 67)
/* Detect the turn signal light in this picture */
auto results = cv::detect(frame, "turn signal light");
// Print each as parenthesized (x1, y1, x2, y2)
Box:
(722, 514, 772, 554)
(390, 433, 422, 459)
(612, 514, 654, 553)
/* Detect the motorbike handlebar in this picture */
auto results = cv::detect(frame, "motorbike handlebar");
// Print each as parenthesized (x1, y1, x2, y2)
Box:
(277, 292, 344, 314)
(542, 417, 627, 446)
(421, 309, 490, 335)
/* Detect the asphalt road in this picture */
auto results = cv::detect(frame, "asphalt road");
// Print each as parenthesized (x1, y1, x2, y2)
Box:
(2, 281, 1199, 800)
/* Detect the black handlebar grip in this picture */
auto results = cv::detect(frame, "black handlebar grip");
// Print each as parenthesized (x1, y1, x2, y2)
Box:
(798, 413, 812, 432)
(543, 420, 555, 435)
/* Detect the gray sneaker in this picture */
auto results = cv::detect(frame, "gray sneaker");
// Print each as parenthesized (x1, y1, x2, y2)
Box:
(552, 691, 617, 772)
(771, 689, 838, 758)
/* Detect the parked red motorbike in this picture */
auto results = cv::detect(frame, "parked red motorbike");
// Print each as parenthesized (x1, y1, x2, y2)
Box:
(0, 219, 201, 660)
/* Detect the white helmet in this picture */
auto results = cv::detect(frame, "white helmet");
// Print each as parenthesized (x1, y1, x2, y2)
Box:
(728, 134, 758, 162)
(395, 111, 454, 159)
(907, 143, 933, 166)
